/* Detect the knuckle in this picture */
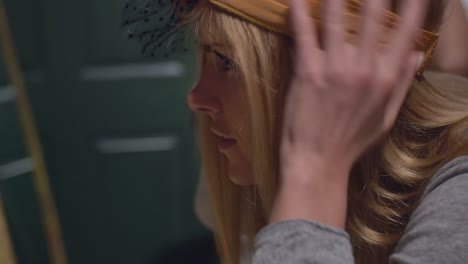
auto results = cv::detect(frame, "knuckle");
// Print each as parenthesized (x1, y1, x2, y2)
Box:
(296, 66, 322, 85)
(325, 64, 346, 84)
(296, 67, 315, 79)
(377, 72, 398, 94)
(351, 67, 373, 89)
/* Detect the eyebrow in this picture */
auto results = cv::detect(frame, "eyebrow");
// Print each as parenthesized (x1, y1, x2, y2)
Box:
(201, 44, 232, 61)
(200, 42, 225, 48)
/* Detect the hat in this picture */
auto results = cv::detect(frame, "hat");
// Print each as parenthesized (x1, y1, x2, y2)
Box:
(121, 0, 438, 73)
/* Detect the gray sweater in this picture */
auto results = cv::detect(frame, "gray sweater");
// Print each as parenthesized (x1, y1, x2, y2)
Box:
(253, 155, 468, 263)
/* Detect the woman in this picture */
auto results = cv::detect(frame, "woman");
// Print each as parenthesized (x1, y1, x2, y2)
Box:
(123, 0, 468, 263)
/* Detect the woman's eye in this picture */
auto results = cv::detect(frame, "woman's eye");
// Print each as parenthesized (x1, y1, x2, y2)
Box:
(221, 58, 234, 71)
(214, 51, 236, 72)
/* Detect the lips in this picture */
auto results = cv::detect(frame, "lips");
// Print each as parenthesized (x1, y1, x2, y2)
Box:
(210, 127, 237, 150)
(218, 137, 236, 150)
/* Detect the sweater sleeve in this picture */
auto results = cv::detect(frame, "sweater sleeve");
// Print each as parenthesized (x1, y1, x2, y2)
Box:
(252, 156, 468, 264)
(390, 155, 468, 264)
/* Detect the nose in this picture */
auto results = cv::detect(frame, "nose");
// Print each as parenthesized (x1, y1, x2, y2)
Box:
(187, 82, 221, 117)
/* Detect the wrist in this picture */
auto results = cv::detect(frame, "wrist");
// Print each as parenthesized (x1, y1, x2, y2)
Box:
(271, 179, 349, 229)
(280, 152, 351, 186)
(272, 154, 351, 229)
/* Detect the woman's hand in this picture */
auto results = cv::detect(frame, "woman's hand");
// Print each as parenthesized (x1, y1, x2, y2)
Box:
(271, 0, 427, 228)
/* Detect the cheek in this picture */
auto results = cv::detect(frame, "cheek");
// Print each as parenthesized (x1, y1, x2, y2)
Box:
(221, 83, 255, 186)
(222, 84, 252, 154)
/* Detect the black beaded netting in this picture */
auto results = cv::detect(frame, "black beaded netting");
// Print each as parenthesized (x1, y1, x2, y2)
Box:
(121, 0, 200, 58)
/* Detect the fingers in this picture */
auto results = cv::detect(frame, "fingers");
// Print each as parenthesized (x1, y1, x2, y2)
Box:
(323, 0, 346, 63)
(358, 0, 388, 57)
(387, 0, 429, 70)
(289, 0, 320, 66)
(383, 52, 423, 128)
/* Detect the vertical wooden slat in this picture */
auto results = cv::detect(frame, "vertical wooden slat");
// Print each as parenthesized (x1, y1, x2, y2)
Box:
(0, 196, 17, 264)
(0, 1, 68, 264)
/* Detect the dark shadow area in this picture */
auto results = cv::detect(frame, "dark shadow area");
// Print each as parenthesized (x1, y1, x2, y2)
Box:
(149, 234, 219, 264)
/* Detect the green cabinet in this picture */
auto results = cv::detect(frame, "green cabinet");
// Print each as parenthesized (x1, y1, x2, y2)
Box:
(0, 0, 206, 263)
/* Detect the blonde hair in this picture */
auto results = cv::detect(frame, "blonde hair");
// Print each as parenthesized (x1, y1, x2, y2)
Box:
(186, 1, 468, 263)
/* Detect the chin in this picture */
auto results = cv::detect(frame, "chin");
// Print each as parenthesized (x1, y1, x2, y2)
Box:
(224, 153, 254, 186)
(228, 171, 255, 186)
(223, 144, 255, 186)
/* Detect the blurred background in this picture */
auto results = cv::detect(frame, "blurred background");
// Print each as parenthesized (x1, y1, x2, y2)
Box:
(0, 0, 215, 263)
(1, 1, 468, 264)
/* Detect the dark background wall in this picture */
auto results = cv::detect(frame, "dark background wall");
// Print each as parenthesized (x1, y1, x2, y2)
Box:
(0, 0, 209, 263)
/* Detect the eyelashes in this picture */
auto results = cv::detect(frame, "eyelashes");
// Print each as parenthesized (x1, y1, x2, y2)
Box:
(200, 44, 237, 72)
(213, 50, 235, 72)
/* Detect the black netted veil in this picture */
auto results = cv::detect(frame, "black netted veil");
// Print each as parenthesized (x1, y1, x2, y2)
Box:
(121, 0, 200, 58)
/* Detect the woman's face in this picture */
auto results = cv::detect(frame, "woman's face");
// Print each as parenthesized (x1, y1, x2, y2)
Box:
(188, 44, 254, 186)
